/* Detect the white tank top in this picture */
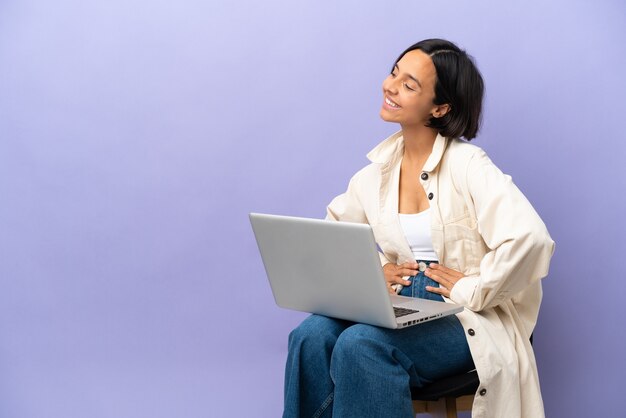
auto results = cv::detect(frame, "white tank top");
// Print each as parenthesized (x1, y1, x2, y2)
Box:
(398, 208, 438, 261)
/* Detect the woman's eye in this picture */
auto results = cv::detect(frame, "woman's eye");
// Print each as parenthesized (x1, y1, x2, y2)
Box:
(390, 71, 397, 78)
(404, 83, 416, 91)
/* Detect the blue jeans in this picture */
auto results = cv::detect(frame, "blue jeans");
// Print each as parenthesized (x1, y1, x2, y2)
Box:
(398, 260, 442, 300)
(283, 261, 474, 418)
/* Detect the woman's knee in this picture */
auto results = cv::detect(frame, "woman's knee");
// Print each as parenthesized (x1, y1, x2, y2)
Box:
(331, 324, 386, 360)
(329, 324, 402, 384)
(288, 315, 348, 352)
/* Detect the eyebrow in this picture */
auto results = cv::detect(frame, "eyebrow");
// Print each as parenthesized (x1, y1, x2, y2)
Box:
(394, 64, 422, 88)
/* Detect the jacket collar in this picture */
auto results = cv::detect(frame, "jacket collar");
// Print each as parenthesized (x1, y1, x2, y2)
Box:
(366, 130, 449, 173)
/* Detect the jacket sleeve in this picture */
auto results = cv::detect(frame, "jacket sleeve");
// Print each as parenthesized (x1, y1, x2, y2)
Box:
(449, 149, 555, 311)
(325, 172, 391, 267)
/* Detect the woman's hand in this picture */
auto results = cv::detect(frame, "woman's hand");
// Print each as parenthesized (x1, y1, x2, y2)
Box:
(382, 262, 419, 294)
(424, 263, 464, 298)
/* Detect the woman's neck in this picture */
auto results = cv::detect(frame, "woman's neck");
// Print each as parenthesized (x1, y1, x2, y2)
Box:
(400, 124, 438, 165)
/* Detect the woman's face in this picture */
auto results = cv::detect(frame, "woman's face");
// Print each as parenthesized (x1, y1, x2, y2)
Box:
(380, 49, 445, 127)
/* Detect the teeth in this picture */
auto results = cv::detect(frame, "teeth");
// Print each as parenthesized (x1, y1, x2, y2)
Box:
(385, 97, 399, 108)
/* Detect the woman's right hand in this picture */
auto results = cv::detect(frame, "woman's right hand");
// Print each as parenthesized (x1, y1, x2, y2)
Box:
(382, 262, 419, 294)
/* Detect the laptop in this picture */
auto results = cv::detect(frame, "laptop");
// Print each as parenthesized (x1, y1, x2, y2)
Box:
(249, 213, 463, 329)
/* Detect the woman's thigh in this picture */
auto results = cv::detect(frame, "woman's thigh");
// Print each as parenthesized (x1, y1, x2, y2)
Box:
(289, 314, 353, 342)
(290, 312, 473, 386)
(336, 315, 474, 384)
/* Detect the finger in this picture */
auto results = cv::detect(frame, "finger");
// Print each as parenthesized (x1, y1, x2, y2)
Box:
(400, 268, 419, 277)
(428, 264, 457, 278)
(399, 262, 419, 269)
(424, 269, 443, 282)
(428, 263, 464, 279)
(426, 271, 451, 287)
(393, 275, 412, 286)
(385, 273, 411, 287)
(425, 285, 450, 298)
(425, 267, 456, 283)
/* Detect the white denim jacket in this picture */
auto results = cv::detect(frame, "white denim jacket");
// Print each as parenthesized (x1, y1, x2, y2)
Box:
(326, 131, 555, 418)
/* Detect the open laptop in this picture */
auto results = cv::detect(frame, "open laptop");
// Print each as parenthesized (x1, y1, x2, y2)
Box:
(249, 213, 463, 329)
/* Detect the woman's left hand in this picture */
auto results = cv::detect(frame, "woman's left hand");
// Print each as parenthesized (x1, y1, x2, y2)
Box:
(424, 263, 464, 298)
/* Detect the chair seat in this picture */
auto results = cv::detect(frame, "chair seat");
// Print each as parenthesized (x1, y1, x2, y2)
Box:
(410, 370, 479, 402)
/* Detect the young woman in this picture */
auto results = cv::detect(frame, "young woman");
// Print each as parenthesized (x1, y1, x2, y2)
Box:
(283, 39, 554, 418)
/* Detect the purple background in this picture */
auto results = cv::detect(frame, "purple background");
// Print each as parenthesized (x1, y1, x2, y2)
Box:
(1, 0, 625, 417)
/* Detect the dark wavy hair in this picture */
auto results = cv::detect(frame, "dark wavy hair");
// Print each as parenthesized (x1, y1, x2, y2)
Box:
(393, 39, 484, 140)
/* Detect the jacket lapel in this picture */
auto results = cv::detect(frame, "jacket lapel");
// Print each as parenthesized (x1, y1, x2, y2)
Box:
(366, 131, 450, 264)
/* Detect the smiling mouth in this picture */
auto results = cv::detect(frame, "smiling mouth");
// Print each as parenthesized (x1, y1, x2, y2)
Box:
(385, 96, 400, 108)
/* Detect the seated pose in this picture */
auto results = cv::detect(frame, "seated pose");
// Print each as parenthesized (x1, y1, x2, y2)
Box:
(282, 39, 555, 418)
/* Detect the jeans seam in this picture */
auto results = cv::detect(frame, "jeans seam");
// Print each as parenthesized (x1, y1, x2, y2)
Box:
(311, 391, 333, 418)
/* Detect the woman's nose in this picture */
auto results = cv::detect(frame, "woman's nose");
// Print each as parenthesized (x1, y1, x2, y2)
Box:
(383, 78, 399, 94)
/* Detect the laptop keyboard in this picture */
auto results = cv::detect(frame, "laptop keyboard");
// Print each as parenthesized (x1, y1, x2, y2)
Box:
(393, 306, 420, 318)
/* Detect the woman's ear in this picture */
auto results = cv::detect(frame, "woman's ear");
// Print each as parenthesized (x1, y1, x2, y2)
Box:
(432, 103, 451, 119)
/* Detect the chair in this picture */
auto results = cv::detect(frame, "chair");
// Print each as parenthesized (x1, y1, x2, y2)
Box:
(410, 369, 478, 418)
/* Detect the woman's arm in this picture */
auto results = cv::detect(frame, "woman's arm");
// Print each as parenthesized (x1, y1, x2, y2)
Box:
(447, 149, 555, 311)
(325, 174, 367, 224)
(325, 171, 394, 269)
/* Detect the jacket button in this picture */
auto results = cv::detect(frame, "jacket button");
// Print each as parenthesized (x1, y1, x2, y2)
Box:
(427, 192, 434, 200)
(468, 329, 475, 336)
(421, 172, 429, 180)
(479, 388, 487, 396)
